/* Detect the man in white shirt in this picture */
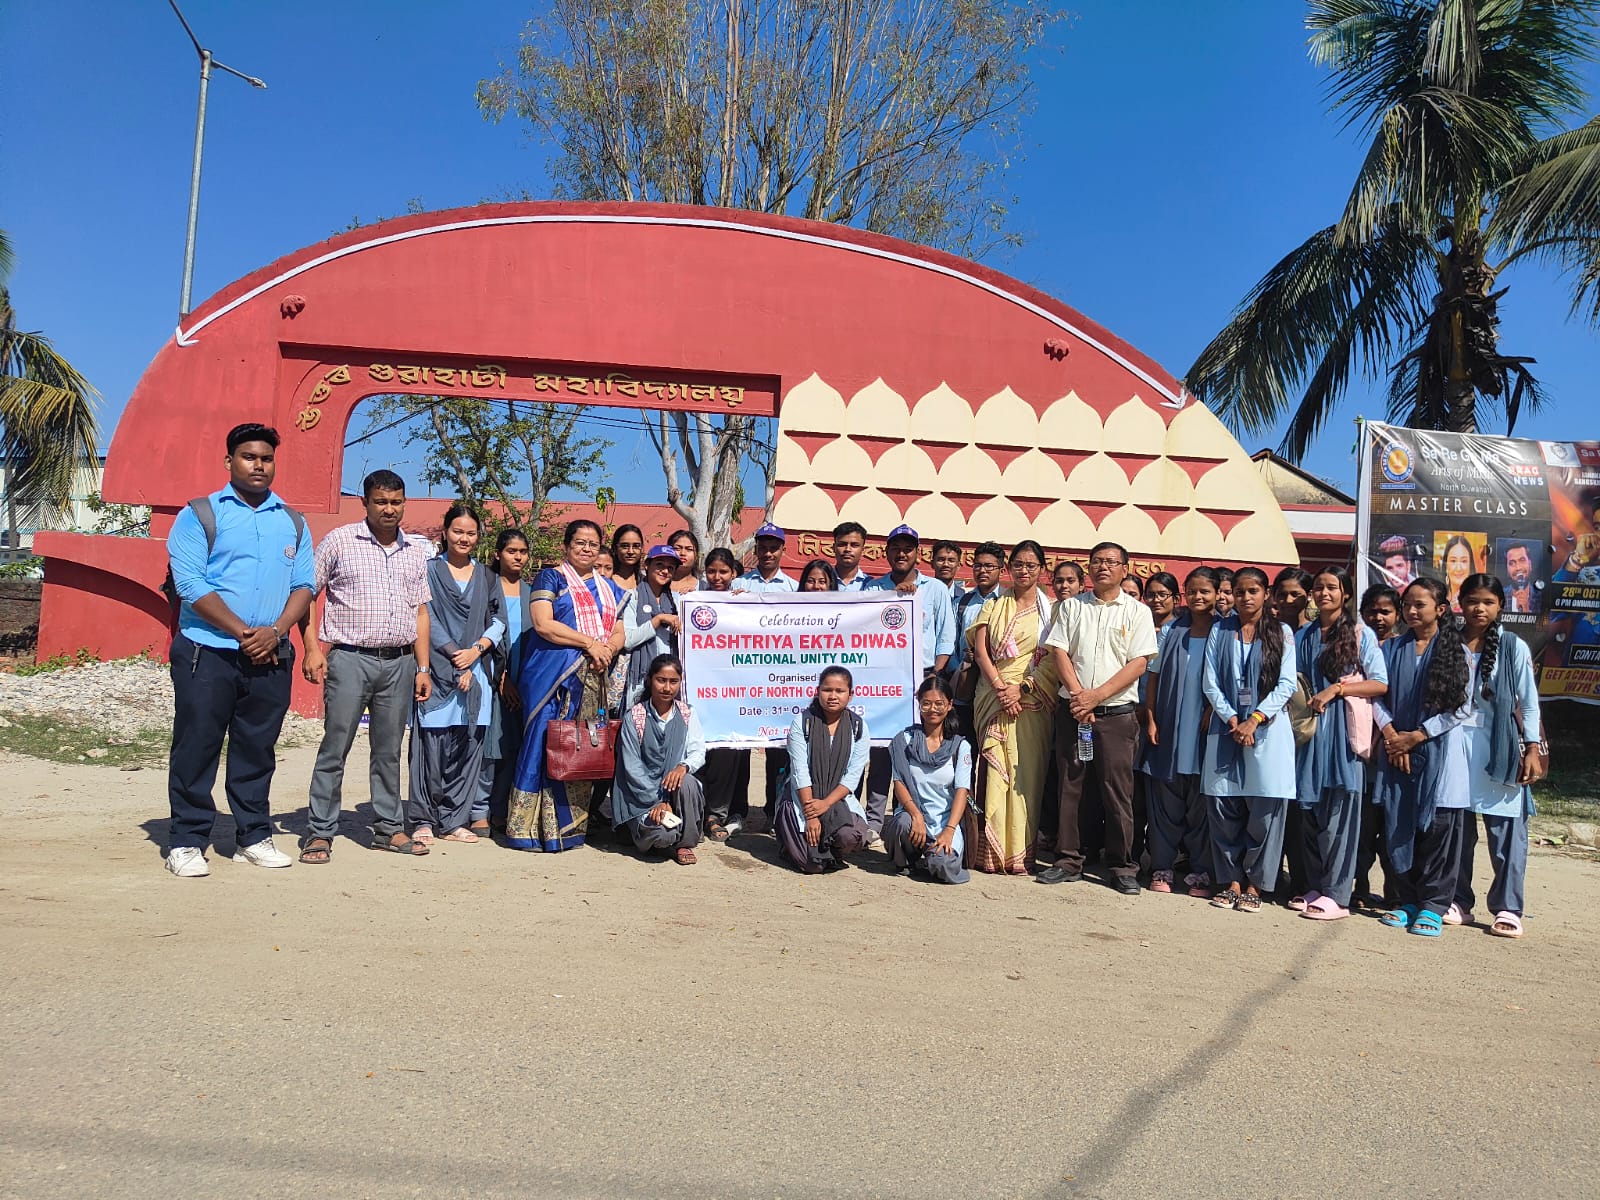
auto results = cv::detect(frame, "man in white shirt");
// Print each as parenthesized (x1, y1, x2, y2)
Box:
(831, 521, 875, 592)
(1038, 541, 1158, 894)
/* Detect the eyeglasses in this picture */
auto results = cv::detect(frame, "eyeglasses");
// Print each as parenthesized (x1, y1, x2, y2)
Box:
(1089, 556, 1125, 568)
(1145, 590, 1173, 601)
(1011, 561, 1041, 571)
(570, 540, 601, 550)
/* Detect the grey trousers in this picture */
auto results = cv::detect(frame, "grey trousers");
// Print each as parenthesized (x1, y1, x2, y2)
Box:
(407, 724, 486, 834)
(307, 649, 412, 841)
(864, 746, 893, 831)
(1454, 811, 1528, 916)
(885, 809, 969, 883)
(627, 773, 706, 852)
(1302, 787, 1362, 907)
(1209, 795, 1288, 892)
(1147, 774, 1210, 877)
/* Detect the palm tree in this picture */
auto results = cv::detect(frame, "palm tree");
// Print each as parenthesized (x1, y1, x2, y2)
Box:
(1186, 0, 1600, 460)
(0, 228, 100, 530)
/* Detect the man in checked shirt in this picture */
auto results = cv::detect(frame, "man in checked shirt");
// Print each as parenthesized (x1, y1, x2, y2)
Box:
(297, 470, 434, 863)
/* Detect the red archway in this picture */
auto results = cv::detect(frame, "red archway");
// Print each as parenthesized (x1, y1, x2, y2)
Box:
(36, 201, 1294, 711)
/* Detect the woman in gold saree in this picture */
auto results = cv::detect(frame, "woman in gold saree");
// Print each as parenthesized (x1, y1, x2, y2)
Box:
(968, 540, 1060, 874)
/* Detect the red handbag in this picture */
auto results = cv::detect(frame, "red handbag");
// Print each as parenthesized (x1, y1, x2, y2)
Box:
(545, 716, 619, 781)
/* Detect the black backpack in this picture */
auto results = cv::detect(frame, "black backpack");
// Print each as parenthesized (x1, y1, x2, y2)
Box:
(161, 496, 308, 632)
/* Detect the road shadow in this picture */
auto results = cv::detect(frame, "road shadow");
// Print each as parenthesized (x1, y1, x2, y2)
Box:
(138, 802, 384, 857)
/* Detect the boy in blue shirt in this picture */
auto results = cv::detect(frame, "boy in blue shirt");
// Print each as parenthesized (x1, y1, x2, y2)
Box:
(164, 423, 314, 878)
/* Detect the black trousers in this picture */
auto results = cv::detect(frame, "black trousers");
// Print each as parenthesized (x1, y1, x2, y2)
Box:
(1355, 796, 1395, 903)
(167, 634, 294, 852)
(699, 748, 751, 824)
(1394, 807, 1467, 917)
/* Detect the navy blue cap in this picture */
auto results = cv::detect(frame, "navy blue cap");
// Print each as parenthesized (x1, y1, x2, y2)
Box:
(886, 524, 919, 544)
(754, 522, 786, 542)
(645, 543, 680, 562)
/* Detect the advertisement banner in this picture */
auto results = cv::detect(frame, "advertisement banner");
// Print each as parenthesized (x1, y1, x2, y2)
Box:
(679, 591, 922, 745)
(1357, 421, 1600, 702)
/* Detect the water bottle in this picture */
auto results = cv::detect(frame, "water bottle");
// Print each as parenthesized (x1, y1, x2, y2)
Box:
(1076, 721, 1095, 762)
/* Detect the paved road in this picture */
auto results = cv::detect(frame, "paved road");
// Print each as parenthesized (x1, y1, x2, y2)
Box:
(2, 745, 1596, 1198)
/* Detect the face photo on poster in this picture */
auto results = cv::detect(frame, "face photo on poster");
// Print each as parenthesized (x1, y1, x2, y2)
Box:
(1433, 530, 1487, 611)
(1359, 423, 1600, 701)
(1494, 537, 1547, 617)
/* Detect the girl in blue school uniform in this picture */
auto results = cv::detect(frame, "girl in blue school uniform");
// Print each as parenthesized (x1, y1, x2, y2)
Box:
(1449, 574, 1543, 939)
(1290, 567, 1390, 921)
(1201, 567, 1299, 913)
(1373, 578, 1473, 938)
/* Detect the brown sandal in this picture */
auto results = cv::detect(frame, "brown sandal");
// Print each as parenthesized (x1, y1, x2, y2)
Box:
(673, 847, 697, 865)
(299, 837, 332, 865)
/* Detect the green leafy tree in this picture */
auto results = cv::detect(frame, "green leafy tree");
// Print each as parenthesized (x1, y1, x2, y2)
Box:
(478, 0, 1064, 548)
(355, 393, 608, 558)
(1187, 0, 1600, 459)
(1, 229, 100, 526)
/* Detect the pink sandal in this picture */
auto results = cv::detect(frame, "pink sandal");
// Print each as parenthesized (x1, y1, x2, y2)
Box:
(1489, 911, 1524, 939)
(1301, 895, 1350, 921)
(1149, 870, 1174, 894)
(411, 825, 435, 846)
(439, 828, 479, 843)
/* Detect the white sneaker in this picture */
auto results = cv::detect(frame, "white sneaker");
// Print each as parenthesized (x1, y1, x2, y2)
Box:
(166, 847, 210, 878)
(233, 837, 293, 868)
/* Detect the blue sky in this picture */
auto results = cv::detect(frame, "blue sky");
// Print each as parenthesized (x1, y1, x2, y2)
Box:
(5, 1, 1598, 501)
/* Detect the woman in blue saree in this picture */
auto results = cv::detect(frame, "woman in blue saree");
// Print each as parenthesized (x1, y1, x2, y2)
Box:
(506, 519, 628, 851)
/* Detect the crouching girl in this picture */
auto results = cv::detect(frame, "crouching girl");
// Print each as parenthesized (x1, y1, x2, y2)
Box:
(611, 654, 706, 865)
(776, 667, 871, 873)
(886, 676, 972, 884)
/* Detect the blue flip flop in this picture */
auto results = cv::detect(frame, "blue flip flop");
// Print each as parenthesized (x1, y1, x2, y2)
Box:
(1409, 910, 1443, 937)
(1380, 904, 1417, 930)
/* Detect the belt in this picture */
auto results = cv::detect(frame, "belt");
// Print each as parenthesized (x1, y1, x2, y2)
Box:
(333, 643, 412, 660)
(1092, 703, 1137, 717)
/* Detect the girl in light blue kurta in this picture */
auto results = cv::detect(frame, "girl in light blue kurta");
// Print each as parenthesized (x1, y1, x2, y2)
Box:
(1292, 567, 1389, 920)
(1201, 567, 1297, 913)
(1453, 575, 1542, 938)
(886, 675, 973, 884)
(409, 505, 504, 844)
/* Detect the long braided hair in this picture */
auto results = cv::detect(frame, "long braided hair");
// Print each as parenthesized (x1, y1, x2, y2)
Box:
(1460, 573, 1505, 702)
(1233, 567, 1284, 692)
(1405, 577, 1468, 715)
(1312, 567, 1359, 680)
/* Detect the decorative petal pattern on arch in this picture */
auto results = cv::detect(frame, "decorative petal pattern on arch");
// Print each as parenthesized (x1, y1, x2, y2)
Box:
(770, 374, 1297, 563)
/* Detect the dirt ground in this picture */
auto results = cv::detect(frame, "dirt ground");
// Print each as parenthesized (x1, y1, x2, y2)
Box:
(2, 737, 1597, 1200)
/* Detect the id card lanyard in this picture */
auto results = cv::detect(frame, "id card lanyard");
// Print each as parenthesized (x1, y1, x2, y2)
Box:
(1236, 629, 1260, 715)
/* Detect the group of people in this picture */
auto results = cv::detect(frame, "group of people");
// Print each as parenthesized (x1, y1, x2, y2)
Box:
(163, 423, 1547, 940)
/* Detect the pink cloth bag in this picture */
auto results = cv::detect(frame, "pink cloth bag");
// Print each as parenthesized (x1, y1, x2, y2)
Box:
(1341, 673, 1374, 761)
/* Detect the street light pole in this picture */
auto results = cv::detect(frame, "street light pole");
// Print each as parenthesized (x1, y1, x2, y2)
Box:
(169, 0, 266, 321)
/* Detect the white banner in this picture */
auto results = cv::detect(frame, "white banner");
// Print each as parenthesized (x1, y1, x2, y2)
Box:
(679, 591, 922, 746)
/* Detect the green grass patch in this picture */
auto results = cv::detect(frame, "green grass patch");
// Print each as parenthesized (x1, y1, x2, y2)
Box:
(0, 714, 170, 769)
(1532, 703, 1600, 819)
